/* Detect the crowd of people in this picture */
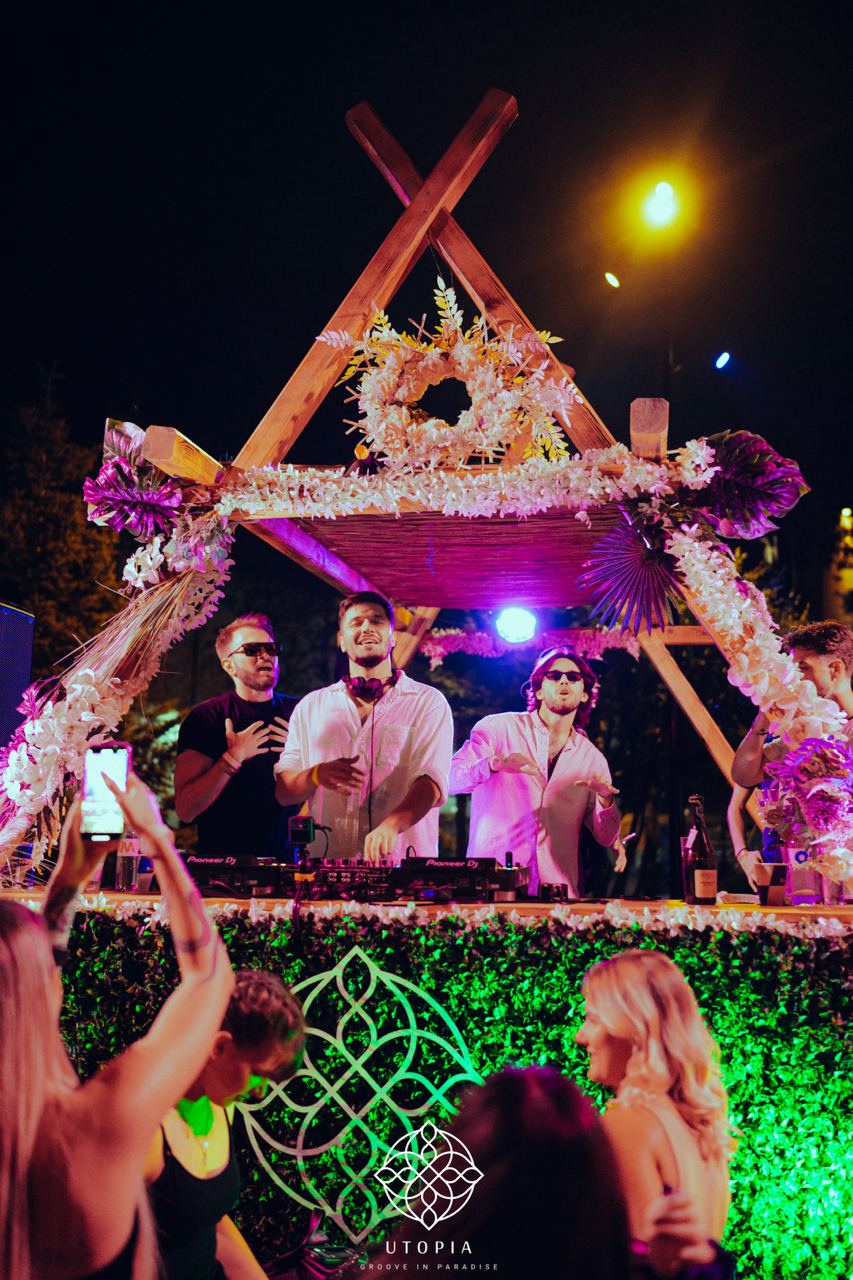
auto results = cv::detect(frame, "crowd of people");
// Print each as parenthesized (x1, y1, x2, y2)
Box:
(1, 789, 737, 1276)
(3, 601, 851, 1276)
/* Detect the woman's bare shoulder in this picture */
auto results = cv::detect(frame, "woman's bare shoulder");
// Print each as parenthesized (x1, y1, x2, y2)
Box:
(602, 1100, 666, 1146)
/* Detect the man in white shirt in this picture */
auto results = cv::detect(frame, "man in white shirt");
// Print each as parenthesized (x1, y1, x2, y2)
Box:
(274, 593, 453, 862)
(450, 646, 623, 896)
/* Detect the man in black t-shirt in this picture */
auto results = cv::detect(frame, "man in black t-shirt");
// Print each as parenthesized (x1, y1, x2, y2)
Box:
(175, 613, 299, 856)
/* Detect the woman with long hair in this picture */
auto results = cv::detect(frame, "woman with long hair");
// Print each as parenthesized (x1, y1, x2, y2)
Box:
(0, 774, 234, 1280)
(576, 949, 733, 1244)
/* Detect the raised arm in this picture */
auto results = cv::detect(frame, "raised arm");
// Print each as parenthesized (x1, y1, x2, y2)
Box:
(731, 713, 770, 787)
(80, 775, 234, 1149)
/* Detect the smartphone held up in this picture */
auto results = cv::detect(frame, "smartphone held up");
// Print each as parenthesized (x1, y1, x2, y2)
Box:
(80, 743, 132, 840)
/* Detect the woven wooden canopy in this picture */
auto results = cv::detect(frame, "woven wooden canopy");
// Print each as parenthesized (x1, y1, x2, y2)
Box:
(284, 508, 619, 608)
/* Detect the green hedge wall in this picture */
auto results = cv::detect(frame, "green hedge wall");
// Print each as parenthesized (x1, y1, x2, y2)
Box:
(61, 909, 852, 1280)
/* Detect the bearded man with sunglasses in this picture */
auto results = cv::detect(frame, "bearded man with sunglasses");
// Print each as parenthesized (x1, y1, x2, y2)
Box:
(174, 614, 299, 856)
(450, 647, 623, 896)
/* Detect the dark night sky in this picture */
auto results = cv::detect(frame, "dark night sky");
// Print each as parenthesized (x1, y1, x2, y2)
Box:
(3, 5, 851, 603)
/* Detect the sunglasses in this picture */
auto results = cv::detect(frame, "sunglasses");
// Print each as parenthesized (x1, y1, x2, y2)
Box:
(227, 642, 279, 659)
(542, 669, 584, 683)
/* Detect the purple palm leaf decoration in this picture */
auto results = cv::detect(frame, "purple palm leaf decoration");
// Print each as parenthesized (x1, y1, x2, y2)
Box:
(679, 430, 808, 539)
(581, 508, 683, 634)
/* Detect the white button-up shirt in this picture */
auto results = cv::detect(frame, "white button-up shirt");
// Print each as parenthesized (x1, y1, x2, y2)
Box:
(274, 673, 453, 860)
(450, 711, 621, 895)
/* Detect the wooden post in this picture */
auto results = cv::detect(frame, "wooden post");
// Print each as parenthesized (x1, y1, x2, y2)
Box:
(142, 427, 381, 597)
(346, 101, 614, 454)
(393, 606, 441, 669)
(639, 631, 763, 826)
(234, 89, 518, 472)
(630, 398, 669, 461)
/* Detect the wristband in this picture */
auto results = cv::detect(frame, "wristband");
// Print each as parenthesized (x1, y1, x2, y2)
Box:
(310, 764, 321, 789)
(735, 848, 750, 862)
(220, 751, 239, 775)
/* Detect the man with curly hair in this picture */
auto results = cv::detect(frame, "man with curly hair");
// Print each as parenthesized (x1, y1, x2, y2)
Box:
(450, 647, 623, 896)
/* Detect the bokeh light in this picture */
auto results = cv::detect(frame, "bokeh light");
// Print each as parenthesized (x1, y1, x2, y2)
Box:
(495, 607, 537, 643)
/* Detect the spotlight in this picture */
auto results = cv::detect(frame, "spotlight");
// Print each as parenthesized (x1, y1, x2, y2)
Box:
(604, 272, 621, 288)
(715, 351, 731, 370)
(496, 607, 537, 644)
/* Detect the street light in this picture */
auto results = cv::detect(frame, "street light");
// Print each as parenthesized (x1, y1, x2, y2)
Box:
(642, 181, 679, 228)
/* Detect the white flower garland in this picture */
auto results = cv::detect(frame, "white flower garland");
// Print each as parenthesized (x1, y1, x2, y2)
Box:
(216, 441, 717, 524)
(666, 528, 846, 744)
(26, 893, 851, 940)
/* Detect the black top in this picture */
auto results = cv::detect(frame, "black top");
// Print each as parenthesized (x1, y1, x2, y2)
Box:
(177, 690, 299, 856)
(149, 1119, 242, 1280)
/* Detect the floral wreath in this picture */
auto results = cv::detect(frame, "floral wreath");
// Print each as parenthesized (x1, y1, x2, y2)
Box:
(318, 279, 572, 471)
(1, 298, 850, 888)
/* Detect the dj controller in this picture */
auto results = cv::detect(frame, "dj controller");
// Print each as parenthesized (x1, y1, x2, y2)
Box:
(184, 854, 529, 903)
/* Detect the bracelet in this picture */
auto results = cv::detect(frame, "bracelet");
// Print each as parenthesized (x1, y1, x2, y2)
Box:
(735, 848, 751, 862)
(310, 764, 321, 789)
(219, 752, 239, 776)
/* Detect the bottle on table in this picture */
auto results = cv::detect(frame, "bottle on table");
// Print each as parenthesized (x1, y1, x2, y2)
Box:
(682, 794, 718, 906)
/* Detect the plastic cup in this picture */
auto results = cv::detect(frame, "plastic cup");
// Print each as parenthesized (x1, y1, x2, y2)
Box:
(115, 838, 141, 892)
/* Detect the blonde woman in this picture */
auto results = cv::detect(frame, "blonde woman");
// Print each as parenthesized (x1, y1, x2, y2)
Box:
(0, 775, 234, 1280)
(576, 949, 732, 1247)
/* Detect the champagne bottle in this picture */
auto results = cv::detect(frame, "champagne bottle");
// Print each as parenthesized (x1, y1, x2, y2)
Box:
(684, 794, 718, 905)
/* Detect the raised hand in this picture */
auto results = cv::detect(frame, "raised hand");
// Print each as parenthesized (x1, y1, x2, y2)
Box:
(224, 717, 274, 763)
(315, 756, 364, 796)
(104, 773, 170, 846)
(492, 752, 541, 777)
(54, 796, 115, 887)
(574, 776, 620, 803)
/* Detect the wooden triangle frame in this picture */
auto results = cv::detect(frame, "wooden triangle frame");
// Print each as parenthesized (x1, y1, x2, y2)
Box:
(141, 91, 761, 824)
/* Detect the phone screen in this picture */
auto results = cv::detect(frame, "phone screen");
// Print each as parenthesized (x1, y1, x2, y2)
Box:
(81, 745, 131, 839)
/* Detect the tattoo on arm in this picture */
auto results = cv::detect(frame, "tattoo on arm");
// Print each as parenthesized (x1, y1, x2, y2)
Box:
(173, 888, 216, 974)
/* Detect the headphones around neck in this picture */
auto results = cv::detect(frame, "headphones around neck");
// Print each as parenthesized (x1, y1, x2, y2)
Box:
(344, 668, 401, 703)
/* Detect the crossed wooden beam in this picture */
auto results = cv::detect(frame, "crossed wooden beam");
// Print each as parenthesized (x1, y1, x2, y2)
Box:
(141, 90, 760, 822)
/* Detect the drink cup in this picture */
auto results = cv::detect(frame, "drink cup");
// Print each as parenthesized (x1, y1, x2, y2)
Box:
(753, 861, 787, 907)
(115, 838, 141, 892)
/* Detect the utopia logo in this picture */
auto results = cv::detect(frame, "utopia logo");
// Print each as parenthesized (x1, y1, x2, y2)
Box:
(375, 1120, 483, 1229)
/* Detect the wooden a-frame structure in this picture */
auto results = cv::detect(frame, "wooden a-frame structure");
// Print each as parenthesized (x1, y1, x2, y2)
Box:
(142, 90, 761, 823)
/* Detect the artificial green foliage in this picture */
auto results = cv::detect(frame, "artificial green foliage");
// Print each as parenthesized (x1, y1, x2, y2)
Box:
(60, 910, 852, 1279)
